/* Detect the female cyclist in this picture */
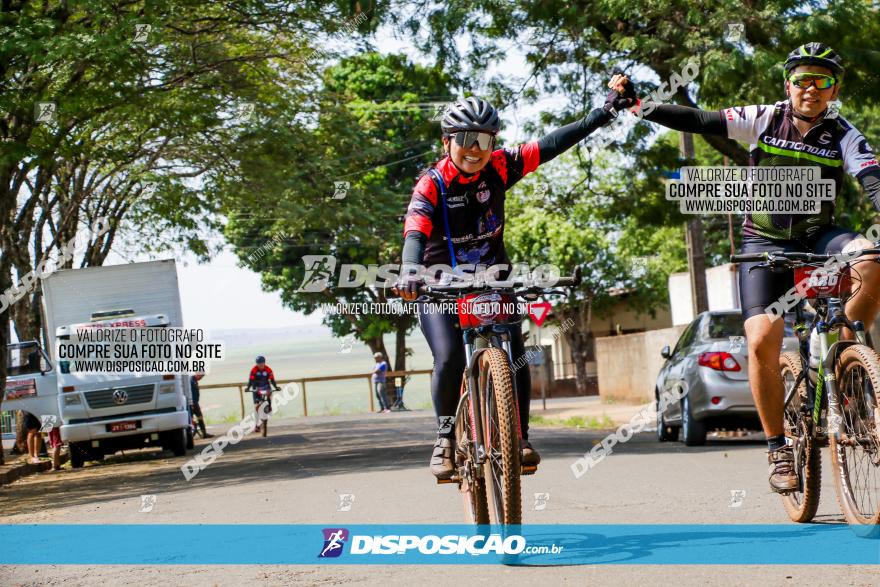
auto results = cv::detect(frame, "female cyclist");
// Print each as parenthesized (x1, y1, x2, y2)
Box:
(396, 89, 634, 479)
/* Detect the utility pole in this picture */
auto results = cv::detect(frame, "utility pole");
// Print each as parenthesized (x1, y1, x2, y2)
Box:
(681, 132, 709, 316)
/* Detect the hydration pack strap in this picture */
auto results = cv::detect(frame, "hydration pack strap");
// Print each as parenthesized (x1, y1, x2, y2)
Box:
(427, 168, 457, 268)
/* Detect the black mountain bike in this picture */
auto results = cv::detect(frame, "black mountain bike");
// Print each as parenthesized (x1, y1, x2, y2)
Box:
(418, 270, 580, 525)
(731, 247, 880, 531)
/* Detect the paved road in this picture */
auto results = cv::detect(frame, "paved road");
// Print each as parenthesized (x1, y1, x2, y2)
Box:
(0, 410, 875, 586)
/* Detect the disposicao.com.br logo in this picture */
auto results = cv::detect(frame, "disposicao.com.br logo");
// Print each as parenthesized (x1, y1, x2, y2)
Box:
(317, 528, 563, 558)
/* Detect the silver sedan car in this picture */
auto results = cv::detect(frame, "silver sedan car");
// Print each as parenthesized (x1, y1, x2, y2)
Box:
(655, 310, 800, 445)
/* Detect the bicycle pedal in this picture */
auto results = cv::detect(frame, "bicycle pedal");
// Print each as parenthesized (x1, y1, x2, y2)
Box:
(521, 465, 538, 476)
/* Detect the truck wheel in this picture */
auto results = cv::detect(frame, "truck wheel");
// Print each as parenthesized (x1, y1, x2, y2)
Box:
(168, 427, 187, 457)
(69, 443, 85, 469)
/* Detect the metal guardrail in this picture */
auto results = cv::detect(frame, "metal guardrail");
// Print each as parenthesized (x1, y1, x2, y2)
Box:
(198, 369, 433, 418)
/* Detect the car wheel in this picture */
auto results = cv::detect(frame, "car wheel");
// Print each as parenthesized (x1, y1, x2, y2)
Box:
(657, 402, 681, 442)
(656, 394, 680, 442)
(681, 394, 707, 446)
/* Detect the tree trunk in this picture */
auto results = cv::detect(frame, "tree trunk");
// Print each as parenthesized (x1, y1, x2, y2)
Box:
(0, 256, 9, 465)
(10, 289, 40, 342)
(562, 299, 594, 396)
(365, 337, 389, 363)
(394, 321, 407, 371)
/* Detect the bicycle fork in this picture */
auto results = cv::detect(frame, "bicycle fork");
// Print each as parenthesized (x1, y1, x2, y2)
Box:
(461, 327, 521, 468)
(463, 330, 487, 468)
(813, 301, 866, 439)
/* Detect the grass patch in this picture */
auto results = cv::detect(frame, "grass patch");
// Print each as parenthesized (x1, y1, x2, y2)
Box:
(529, 413, 616, 429)
(208, 410, 241, 425)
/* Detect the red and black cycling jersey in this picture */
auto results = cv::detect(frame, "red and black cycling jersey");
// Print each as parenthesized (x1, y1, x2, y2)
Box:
(403, 143, 540, 267)
(402, 107, 614, 268)
(249, 365, 276, 390)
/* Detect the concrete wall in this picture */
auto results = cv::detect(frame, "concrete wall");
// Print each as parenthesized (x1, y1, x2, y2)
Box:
(595, 325, 687, 403)
(525, 297, 673, 381)
(669, 263, 740, 326)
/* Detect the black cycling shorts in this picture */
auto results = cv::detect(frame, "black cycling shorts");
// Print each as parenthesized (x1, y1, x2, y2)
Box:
(738, 224, 861, 321)
(23, 412, 41, 431)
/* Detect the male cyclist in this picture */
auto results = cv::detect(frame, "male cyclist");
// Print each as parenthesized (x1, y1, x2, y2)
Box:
(615, 43, 880, 493)
(247, 356, 279, 432)
(395, 86, 634, 479)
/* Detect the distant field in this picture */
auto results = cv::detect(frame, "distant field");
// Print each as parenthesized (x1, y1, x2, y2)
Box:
(198, 333, 435, 424)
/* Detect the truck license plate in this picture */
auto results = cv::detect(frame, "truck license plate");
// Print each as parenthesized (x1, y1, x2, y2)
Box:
(108, 421, 138, 432)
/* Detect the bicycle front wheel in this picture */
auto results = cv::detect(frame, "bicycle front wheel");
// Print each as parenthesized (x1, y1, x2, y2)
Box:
(779, 352, 821, 523)
(831, 345, 880, 528)
(479, 348, 522, 525)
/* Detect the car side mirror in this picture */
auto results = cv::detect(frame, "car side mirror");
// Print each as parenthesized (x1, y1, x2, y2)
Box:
(660, 345, 672, 359)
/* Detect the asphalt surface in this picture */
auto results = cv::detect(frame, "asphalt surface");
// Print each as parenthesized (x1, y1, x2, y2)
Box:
(0, 410, 876, 586)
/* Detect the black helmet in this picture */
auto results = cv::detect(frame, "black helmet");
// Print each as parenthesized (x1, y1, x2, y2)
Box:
(783, 42, 844, 78)
(255, 355, 265, 364)
(440, 97, 500, 135)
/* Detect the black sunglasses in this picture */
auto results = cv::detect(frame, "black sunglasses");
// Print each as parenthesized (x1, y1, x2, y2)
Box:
(450, 131, 496, 151)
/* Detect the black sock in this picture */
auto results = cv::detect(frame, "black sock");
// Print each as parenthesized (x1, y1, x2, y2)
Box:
(767, 434, 786, 451)
(437, 416, 455, 439)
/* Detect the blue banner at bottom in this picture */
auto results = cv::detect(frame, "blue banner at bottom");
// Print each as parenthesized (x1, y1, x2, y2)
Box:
(0, 524, 877, 565)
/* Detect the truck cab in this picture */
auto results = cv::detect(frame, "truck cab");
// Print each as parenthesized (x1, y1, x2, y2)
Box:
(4, 342, 60, 432)
(56, 310, 190, 467)
(39, 259, 192, 468)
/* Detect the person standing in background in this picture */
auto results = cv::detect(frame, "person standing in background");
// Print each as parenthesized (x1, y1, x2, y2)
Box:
(47, 426, 62, 471)
(371, 352, 390, 414)
(23, 412, 41, 464)
(190, 372, 213, 438)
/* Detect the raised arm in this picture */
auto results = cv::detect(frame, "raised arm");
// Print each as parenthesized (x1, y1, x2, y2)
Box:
(638, 104, 727, 136)
(536, 107, 615, 164)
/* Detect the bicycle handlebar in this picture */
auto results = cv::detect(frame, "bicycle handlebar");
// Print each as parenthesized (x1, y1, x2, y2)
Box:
(730, 248, 880, 266)
(419, 267, 581, 295)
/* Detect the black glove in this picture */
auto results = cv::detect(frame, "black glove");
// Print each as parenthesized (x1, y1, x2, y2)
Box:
(394, 271, 424, 300)
(603, 73, 638, 117)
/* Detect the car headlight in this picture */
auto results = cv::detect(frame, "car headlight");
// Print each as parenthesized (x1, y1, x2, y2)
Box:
(159, 383, 176, 394)
(63, 394, 82, 406)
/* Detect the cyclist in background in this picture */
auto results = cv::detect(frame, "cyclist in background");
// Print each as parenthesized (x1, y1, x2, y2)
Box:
(247, 356, 279, 433)
(396, 86, 634, 479)
(613, 42, 880, 493)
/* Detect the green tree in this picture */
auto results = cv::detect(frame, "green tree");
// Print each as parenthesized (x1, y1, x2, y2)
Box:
(0, 0, 363, 463)
(222, 52, 452, 369)
(505, 150, 685, 393)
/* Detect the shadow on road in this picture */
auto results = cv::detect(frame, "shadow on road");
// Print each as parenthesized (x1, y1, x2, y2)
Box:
(0, 416, 769, 516)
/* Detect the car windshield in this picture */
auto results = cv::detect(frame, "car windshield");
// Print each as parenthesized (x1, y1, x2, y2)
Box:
(705, 314, 744, 339)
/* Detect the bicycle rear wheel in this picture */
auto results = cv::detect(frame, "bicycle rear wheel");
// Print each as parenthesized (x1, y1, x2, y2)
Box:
(831, 345, 880, 529)
(479, 348, 522, 525)
(779, 352, 821, 523)
(454, 379, 489, 525)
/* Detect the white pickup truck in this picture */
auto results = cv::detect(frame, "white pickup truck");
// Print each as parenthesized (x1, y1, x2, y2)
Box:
(4, 259, 191, 468)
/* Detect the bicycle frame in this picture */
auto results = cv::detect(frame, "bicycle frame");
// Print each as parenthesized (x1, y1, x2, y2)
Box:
(461, 321, 522, 470)
(787, 297, 867, 441)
